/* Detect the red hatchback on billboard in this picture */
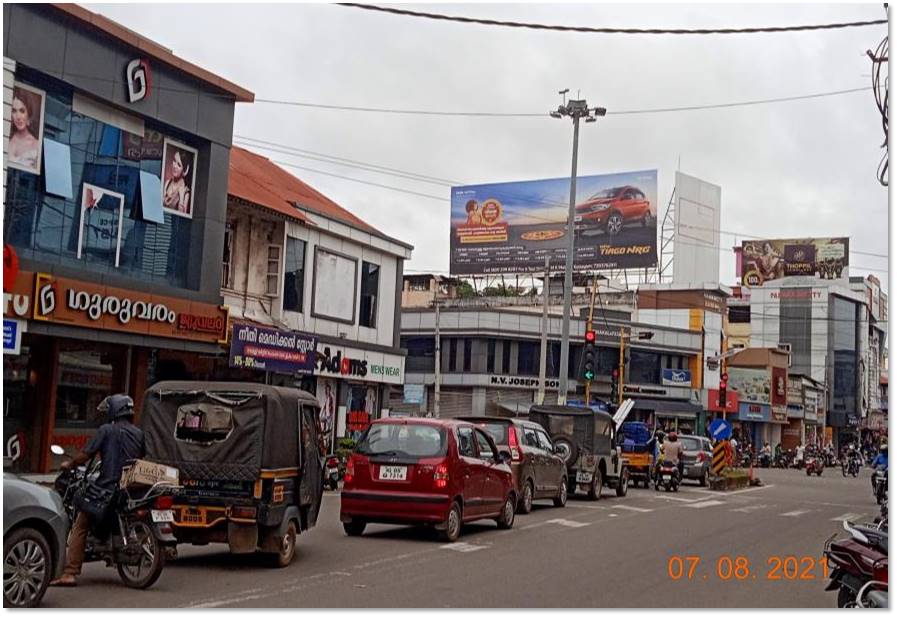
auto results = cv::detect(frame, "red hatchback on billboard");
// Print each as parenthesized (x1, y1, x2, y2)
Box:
(574, 185, 653, 238)
(340, 418, 517, 542)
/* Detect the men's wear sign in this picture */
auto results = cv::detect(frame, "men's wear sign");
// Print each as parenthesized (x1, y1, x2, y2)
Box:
(314, 343, 405, 385)
(229, 323, 317, 375)
(450, 170, 658, 274)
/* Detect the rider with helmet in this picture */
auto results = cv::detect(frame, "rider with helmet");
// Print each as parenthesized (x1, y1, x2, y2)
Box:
(50, 394, 145, 588)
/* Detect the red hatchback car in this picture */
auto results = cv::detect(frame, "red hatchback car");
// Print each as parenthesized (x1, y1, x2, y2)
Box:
(340, 418, 517, 542)
(573, 185, 652, 237)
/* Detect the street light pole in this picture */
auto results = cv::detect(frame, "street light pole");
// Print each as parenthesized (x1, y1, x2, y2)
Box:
(552, 92, 605, 405)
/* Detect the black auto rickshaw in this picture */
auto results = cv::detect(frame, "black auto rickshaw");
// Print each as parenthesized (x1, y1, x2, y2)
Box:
(529, 405, 629, 500)
(140, 381, 324, 567)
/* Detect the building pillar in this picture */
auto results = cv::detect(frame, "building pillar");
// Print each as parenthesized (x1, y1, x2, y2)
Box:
(471, 387, 487, 416)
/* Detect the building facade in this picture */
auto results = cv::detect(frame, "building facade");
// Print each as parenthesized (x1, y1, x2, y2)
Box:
(3, 4, 253, 472)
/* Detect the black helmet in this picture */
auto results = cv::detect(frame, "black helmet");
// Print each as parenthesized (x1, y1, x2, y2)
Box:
(98, 394, 135, 422)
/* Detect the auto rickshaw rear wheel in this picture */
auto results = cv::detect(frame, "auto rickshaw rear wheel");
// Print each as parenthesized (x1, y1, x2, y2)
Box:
(270, 521, 297, 568)
(343, 520, 367, 537)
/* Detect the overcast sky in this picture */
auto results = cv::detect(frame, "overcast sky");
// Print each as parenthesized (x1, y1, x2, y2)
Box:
(91, 3, 890, 289)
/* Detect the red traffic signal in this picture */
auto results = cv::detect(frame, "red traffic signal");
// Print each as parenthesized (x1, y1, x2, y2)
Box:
(585, 330, 596, 343)
(612, 368, 619, 379)
(721, 372, 729, 384)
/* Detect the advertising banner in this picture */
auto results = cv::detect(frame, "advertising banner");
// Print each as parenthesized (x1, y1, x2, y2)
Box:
(662, 368, 692, 386)
(450, 170, 658, 274)
(728, 368, 770, 404)
(771, 367, 788, 406)
(229, 323, 317, 375)
(739, 237, 849, 287)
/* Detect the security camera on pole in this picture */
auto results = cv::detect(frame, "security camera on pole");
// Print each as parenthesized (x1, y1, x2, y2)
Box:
(550, 89, 606, 405)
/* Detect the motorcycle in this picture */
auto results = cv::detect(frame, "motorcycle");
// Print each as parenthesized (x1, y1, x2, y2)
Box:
(873, 469, 888, 505)
(823, 448, 837, 468)
(654, 460, 680, 493)
(773, 451, 790, 469)
(854, 580, 889, 608)
(324, 455, 341, 490)
(51, 445, 179, 589)
(875, 501, 888, 532)
(805, 455, 824, 476)
(842, 456, 861, 478)
(824, 519, 888, 608)
(758, 452, 772, 468)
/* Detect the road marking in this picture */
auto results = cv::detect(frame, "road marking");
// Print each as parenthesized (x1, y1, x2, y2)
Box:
(565, 504, 607, 510)
(608, 513, 618, 518)
(653, 495, 705, 503)
(686, 499, 725, 509)
(781, 510, 811, 517)
(694, 485, 774, 496)
(546, 518, 591, 528)
(612, 504, 654, 513)
(731, 504, 768, 513)
(831, 512, 863, 522)
(441, 541, 488, 553)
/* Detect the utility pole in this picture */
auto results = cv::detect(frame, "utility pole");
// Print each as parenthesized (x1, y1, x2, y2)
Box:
(433, 291, 441, 418)
(583, 273, 599, 404)
(551, 91, 606, 405)
(536, 257, 550, 405)
(618, 327, 625, 406)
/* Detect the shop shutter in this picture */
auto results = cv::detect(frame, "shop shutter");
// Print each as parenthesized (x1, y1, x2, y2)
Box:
(427, 387, 474, 418)
(485, 388, 535, 417)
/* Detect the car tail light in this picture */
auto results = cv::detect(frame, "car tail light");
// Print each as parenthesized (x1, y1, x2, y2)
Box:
(154, 495, 174, 510)
(344, 456, 356, 484)
(508, 427, 522, 462)
(874, 559, 888, 583)
(434, 463, 449, 489)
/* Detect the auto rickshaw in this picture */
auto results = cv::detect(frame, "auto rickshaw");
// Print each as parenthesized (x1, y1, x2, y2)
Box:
(619, 421, 653, 488)
(140, 381, 324, 567)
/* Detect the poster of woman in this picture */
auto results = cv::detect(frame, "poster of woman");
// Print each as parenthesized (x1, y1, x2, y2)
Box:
(315, 379, 337, 454)
(7, 82, 45, 175)
(161, 138, 197, 218)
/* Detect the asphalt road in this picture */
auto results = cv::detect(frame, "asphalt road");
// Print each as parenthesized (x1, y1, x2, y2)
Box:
(44, 467, 882, 608)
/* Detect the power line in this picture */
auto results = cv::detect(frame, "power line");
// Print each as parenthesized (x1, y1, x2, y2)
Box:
(339, 4, 887, 35)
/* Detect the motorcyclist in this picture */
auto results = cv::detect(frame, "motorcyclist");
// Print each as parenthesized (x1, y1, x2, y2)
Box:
(759, 442, 772, 467)
(50, 394, 145, 587)
(659, 432, 684, 480)
(774, 443, 783, 459)
(872, 444, 889, 469)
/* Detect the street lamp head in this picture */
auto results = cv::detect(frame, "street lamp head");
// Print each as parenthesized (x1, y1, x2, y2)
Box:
(585, 116, 597, 123)
(594, 107, 607, 117)
(549, 111, 563, 119)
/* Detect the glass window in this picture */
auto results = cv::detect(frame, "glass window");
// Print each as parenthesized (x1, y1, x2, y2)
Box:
(448, 338, 457, 371)
(486, 339, 496, 373)
(266, 245, 281, 296)
(403, 336, 435, 372)
(629, 350, 661, 384)
(728, 305, 751, 323)
(517, 341, 539, 376)
(283, 237, 306, 312)
(457, 427, 476, 458)
(536, 430, 554, 452)
(356, 423, 447, 457)
(463, 338, 472, 372)
(359, 261, 380, 328)
(55, 349, 115, 430)
(222, 222, 235, 289)
(474, 429, 496, 460)
(474, 421, 508, 445)
(522, 427, 539, 448)
(501, 341, 511, 374)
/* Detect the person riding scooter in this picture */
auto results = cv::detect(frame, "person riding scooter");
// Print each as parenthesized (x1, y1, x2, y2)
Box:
(871, 444, 888, 493)
(49, 394, 145, 588)
(658, 432, 684, 481)
(759, 442, 772, 467)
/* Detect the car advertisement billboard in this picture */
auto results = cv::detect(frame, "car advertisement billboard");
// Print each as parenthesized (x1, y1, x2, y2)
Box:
(738, 237, 849, 287)
(449, 170, 658, 275)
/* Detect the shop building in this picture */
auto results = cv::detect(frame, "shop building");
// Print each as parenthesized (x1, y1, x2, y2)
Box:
(725, 347, 791, 448)
(3, 4, 253, 471)
(397, 307, 704, 430)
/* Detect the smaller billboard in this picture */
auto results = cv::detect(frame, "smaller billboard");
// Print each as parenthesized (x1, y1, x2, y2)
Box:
(739, 237, 848, 287)
(662, 368, 692, 386)
(727, 367, 770, 405)
(229, 323, 317, 375)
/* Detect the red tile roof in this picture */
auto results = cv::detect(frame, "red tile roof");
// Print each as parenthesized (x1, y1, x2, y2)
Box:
(228, 147, 381, 234)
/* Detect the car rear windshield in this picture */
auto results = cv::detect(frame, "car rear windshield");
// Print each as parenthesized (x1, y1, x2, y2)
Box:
(356, 424, 448, 458)
(475, 422, 509, 446)
(679, 437, 701, 452)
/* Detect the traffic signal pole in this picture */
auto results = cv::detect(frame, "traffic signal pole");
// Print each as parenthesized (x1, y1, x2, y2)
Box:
(618, 328, 625, 406)
(583, 274, 599, 404)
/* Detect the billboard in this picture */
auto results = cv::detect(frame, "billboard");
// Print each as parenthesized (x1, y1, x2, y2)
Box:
(739, 237, 848, 287)
(672, 172, 721, 285)
(449, 170, 658, 275)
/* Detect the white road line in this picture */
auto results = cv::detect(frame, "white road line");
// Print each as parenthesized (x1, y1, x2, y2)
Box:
(441, 542, 489, 553)
(831, 512, 863, 522)
(685, 499, 725, 509)
(612, 504, 654, 513)
(652, 495, 707, 503)
(781, 510, 811, 517)
(694, 485, 774, 496)
(546, 518, 591, 528)
(565, 504, 607, 510)
(731, 504, 769, 513)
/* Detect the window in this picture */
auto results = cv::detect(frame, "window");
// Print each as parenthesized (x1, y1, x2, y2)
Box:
(221, 221, 235, 289)
(448, 338, 457, 372)
(175, 403, 235, 444)
(517, 341, 539, 376)
(463, 339, 472, 372)
(457, 427, 476, 458)
(629, 350, 661, 384)
(283, 237, 306, 312)
(359, 261, 380, 328)
(356, 423, 447, 457)
(266, 245, 281, 296)
(728, 305, 751, 323)
(474, 429, 496, 460)
(536, 430, 554, 453)
(486, 339, 496, 373)
(502, 342, 511, 373)
(522, 427, 540, 448)
(476, 421, 508, 445)
(403, 336, 435, 372)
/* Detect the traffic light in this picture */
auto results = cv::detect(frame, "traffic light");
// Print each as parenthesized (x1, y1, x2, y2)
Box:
(582, 330, 596, 381)
(718, 372, 729, 408)
(611, 368, 619, 403)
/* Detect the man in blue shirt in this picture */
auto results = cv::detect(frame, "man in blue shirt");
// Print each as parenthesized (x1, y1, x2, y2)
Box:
(872, 444, 888, 469)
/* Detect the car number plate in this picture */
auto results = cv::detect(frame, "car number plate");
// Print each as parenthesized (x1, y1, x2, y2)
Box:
(379, 465, 407, 481)
(576, 471, 593, 483)
(151, 510, 174, 523)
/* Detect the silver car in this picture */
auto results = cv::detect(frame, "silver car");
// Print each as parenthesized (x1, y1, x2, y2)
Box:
(679, 435, 713, 486)
(4, 472, 69, 608)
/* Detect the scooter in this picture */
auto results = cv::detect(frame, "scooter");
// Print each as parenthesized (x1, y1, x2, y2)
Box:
(324, 455, 341, 490)
(805, 455, 824, 476)
(52, 445, 179, 589)
(758, 452, 772, 468)
(654, 460, 680, 493)
(823, 519, 888, 607)
(843, 456, 861, 478)
(873, 468, 888, 505)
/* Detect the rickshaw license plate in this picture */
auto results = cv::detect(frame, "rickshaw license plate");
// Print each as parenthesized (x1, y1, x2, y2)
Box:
(576, 471, 593, 483)
(151, 510, 174, 523)
(379, 465, 407, 481)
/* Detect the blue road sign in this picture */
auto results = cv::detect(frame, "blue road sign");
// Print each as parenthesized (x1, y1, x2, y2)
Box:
(709, 418, 733, 441)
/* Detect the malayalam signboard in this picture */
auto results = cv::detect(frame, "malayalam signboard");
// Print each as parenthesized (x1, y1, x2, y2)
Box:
(450, 170, 658, 274)
(229, 323, 317, 375)
(739, 237, 849, 287)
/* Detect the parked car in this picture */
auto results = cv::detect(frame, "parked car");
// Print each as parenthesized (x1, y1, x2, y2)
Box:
(456, 416, 568, 513)
(4, 472, 69, 608)
(529, 405, 629, 500)
(573, 185, 652, 237)
(679, 435, 713, 486)
(340, 418, 517, 542)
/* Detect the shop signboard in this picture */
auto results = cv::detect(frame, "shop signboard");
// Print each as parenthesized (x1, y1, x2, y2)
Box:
(315, 343, 405, 385)
(739, 237, 848, 287)
(2, 318, 24, 354)
(450, 170, 658, 275)
(771, 367, 787, 406)
(737, 403, 770, 422)
(18, 271, 229, 344)
(707, 389, 738, 414)
(771, 405, 788, 424)
(623, 384, 691, 399)
(727, 367, 770, 404)
(403, 384, 425, 404)
(489, 375, 562, 391)
(662, 368, 692, 386)
(229, 323, 317, 375)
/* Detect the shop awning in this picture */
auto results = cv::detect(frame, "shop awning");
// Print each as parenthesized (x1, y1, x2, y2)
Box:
(629, 398, 703, 419)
